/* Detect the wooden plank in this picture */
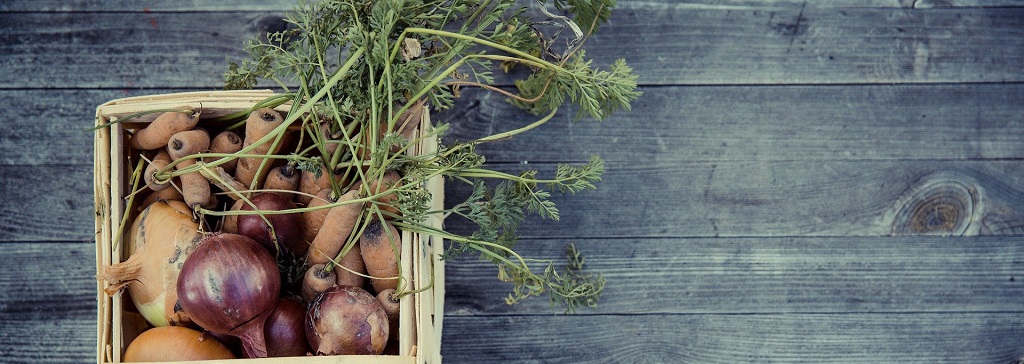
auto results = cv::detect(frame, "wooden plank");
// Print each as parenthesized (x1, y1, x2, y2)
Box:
(0, 12, 266, 89)
(440, 313, 1024, 363)
(4, 310, 1024, 364)
(0, 242, 96, 364)
(443, 236, 1024, 315)
(4, 239, 1024, 363)
(442, 159, 1024, 238)
(0, 165, 97, 242)
(7, 83, 1024, 166)
(4, 0, 1024, 12)
(438, 84, 1024, 163)
(4, 160, 1022, 242)
(2, 7, 1023, 89)
(0, 89, 189, 166)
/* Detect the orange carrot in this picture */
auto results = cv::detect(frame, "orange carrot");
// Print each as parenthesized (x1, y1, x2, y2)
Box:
(301, 263, 337, 302)
(365, 170, 402, 218)
(129, 107, 199, 150)
(391, 99, 424, 148)
(263, 164, 300, 195)
(221, 198, 245, 234)
(138, 180, 184, 211)
(375, 288, 400, 337)
(235, 108, 285, 189)
(167, 129, 211, 209)
(297, 164, 339, 207)
(320, 121, 342, 161)
(301, 188, 333, 244)
(359, 217, 400, 293)
(333, 242, 366, 288)
(144, 150, 172, 191)
(305, 190, 364, 267)
(208, 130, 243, 173)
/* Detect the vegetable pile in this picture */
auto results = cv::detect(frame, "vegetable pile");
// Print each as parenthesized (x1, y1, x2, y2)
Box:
(100, 0, 639, 359)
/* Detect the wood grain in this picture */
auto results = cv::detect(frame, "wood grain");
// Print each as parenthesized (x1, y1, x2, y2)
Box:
(3, 1, 1023, 363)
(6, 83, 1024, 166)
(0, 242, 95, 364)
(443, 236, 1024, 315)
(5, 238, 1023, 363)
(442, 160, 1024, 238)
(437, 84, 1024, 163)
(4, 0, 1023, 12)
(440, 313, 1024, 363)
(2, 6, 1023, 89)
(4, 160, 1021, 242)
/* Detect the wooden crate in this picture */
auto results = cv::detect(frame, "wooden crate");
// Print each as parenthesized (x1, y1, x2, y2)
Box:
(93, 90, 445, 364)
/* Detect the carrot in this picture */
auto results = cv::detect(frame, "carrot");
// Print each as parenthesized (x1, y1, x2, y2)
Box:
(144, 150, 172, 191)
(359, 217, 400, 293)
(138, 181, 184, 211)
(301, 263, 337, 302)
(365, 170, 402, 218)
(375, 288, 400, 337)
(333, 242, 366, 288)
(221, 198, 244, 233)
(301, 188, 333, 244)
(235, 108, 285, 189)
(263, 164, 300, 195)
(208, 130, 243, 173)
(356, 100, 424, 160)
(129, 107, 199, 150)
(305, 190, 363, 267)
(167, 129, 211, 209)
(320, 121, 342, 161)
(297, 164, 338, 207)
(391, 99, 424, 147)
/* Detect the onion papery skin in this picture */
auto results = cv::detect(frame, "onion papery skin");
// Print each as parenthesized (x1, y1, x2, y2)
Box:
(306, 285, 389, 355)
(123, 326, 236, 362)
(176, 233, 281, 358)
(102, 200, 203, 327)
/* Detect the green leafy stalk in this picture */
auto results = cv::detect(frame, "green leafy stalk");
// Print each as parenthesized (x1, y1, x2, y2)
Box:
(214, 0, 638, 311)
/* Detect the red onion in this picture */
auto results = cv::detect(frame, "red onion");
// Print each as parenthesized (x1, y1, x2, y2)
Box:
(306, 285, 389, 355)
(265, 296, 311, 357)
(237, 192, 305, 256)
(176, 233, 281, 358)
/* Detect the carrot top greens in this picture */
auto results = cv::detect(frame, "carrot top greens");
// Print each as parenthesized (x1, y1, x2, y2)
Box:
(221, 0, 639, 312)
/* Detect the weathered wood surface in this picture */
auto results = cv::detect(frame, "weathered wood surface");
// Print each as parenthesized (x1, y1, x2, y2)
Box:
(3, 5, 1024, 88)
(4, 0, 1024, 12)
(2, 0, 1023, 363)
(6, 160, 1023, 242)
(6, 83, 1024, 166)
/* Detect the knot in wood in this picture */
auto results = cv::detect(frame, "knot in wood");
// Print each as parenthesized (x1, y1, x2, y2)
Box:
(890, 177, 976, 236)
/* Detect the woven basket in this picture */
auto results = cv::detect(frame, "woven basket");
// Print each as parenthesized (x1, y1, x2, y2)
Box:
(93, 90, 444, 363)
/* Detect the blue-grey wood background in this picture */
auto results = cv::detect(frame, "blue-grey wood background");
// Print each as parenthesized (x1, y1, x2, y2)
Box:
(2, 0, 1023, 362)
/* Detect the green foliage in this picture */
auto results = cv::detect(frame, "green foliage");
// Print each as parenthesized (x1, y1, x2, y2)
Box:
(222, 0, 637, 312)
(550, 0, 616, 33)
(511, 51, 641, 120)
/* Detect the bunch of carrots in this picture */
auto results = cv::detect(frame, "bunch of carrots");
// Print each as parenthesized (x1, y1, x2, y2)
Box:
(101, 0, 642, 358)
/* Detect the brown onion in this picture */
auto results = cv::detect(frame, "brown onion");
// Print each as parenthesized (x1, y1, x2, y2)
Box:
(306, 285, 389, 355)
(123, 326, 235, 362)
(237, 192, 305, 256)
(102, 200, 202, 327)
(265, 296, 311, 357)
(176, 233, 281, 358)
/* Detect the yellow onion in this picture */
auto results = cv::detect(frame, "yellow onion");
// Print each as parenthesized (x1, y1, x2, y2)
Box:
(124, 326, 236, 362)
(102, 200, 203, 327)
